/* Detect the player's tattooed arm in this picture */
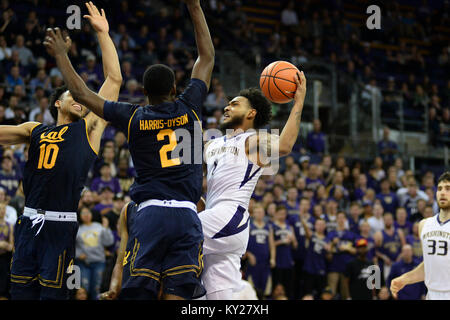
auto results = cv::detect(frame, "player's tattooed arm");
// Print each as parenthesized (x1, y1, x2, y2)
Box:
(277, 71, 306, 156)
(0, 122, 40, 145)
(184, 0, 215, 90)
(84, 2, 122, 153)
(44, 28, 107, 119)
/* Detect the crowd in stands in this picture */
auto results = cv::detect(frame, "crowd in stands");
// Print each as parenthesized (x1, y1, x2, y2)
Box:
(0, 0, 447, 300)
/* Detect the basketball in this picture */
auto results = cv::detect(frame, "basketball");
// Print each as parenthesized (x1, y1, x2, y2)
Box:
(259, 61, 300, 104)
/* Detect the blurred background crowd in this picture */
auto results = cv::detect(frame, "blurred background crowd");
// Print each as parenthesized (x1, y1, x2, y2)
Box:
(0, 0, 448, 300)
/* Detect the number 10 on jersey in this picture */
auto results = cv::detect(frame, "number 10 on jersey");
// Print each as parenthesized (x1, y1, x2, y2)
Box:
(38, 143, 59, 169)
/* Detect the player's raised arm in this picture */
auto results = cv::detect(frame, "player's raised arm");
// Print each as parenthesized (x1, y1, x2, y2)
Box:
(44, 28, 106, 118)
(277, 71, 306, 156)
(0, 122, 40, 145)
(83, 2, 122, 153)
(185, 0, 215, 90)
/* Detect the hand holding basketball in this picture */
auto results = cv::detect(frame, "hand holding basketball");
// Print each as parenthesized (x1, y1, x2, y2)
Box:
(260, 60, 303, 104)
(292, 71, 306, 105)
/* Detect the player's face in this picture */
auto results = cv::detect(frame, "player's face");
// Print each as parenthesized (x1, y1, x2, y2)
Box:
(221, 96, 252, 130)
(57, 90, 88, 122)
(437, 180, 450, 209)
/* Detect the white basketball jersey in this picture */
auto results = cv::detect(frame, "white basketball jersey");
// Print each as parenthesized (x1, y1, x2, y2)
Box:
(205, 132, 263, 210)
(421, 215, 450, 291)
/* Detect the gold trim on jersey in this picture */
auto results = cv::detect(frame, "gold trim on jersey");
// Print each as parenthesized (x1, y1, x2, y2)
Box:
(83, 118, 98, 156)
(29, 122, 42, 141)
(191, 109, 203, 133)
(127, 108, 139, 144)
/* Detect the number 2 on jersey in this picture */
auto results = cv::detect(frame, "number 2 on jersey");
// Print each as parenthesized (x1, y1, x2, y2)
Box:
(157, 129, 181, 168)
(38, 143, 59, 169)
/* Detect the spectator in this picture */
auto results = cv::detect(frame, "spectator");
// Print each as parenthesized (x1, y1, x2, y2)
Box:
(347, 202, 362, 235)
(6, 66, 24, 92)
(272, 205, 297, 299)
(386, 244, 426, 300)
(29, 69, 51, 94)
(0, 154, 21, 198)
(116, 157, 134, 195)
(326, 212, 357, 299)
(28, 96, 53, 125)
(394, 207, 412, 237)
(376, 178, 399, 215)
(79, 55, 103, 90)
(92, 186, 115, 221)
(90, 164, 121, 195)
(246, 204, 275, 299)
(11, 34, 35, 66)
(344, 238, 376, 300)
(374, 212, 406, 282)
(396, 176, 429, 218)
(289, 197, 315, 299)
(75, 207, 114, 300)
(367, 203, 385, 236)
(281, 1, 299, 28)
(0, 35, 11, 61)
(0, 186, 17, 225)
(377, 127, 398, 165)
(302, 218, 331, 298)
(0, 203, 13, 299)
(405, 222, 423, 262)
(306, 119, 326, 155)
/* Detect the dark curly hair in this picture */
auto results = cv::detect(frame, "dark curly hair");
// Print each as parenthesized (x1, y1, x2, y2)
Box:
(438, 171, 450, 184)
(238, 87, 272, 128)
(49, 85, 68, 121)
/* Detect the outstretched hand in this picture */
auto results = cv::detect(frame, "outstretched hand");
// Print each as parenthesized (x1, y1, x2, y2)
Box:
(292, 71, 306, 104)
(84, 1, 109, 33)
(43, 28, 71, 57)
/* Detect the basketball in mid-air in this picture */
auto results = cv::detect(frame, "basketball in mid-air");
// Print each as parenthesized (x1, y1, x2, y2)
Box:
(259, 61, 300, 104)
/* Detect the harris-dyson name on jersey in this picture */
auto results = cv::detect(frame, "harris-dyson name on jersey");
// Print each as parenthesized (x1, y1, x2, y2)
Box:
(136, 122, 281, 169)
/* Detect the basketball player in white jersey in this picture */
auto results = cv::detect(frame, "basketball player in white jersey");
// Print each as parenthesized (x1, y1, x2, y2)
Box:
(390, 172, 450, 300)
(199, 71, 307, 299)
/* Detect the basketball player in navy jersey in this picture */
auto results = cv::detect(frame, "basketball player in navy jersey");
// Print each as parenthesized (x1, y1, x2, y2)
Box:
(0, 2, 122, 300)
(44, 0, 215, 300)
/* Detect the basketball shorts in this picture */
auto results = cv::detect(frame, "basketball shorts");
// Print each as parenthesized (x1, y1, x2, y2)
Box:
(10, 209, 78, 300)
(121, 200, 205, 299)
(198, 204, 250, 295)
(426, 290, 450, 300)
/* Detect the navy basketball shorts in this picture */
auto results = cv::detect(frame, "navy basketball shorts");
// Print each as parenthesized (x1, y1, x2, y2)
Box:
(121, 205, 205, 299)
(10, 215, 78, 300)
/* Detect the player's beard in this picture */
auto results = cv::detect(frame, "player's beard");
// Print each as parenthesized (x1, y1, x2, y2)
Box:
(438, 200, 450, 210)
(219, 114, 245, 132)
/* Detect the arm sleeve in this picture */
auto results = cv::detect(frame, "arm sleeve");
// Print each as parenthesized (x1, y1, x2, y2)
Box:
(103, 100, 140, 134)
(178, 78, 208, 116)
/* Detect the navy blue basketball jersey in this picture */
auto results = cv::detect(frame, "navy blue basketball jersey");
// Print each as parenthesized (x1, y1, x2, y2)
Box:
(23, 119, 97, 212)
(103, 79, 207, 204)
